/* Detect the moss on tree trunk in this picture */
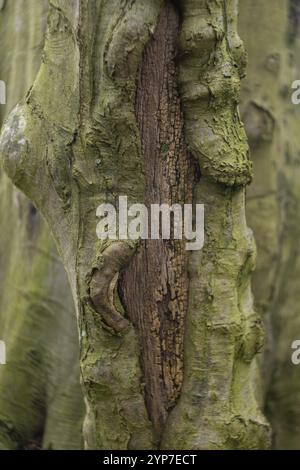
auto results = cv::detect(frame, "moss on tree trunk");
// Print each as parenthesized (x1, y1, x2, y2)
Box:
(0, 0, 274, 450)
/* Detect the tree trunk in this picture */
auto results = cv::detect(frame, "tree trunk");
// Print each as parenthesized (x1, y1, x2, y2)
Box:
(0, 0, 84, 450)
(240, 0, 300, 449)
(0, 0, 271, 450)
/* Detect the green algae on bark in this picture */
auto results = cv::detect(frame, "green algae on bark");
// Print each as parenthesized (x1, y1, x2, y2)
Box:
(0, 0, 271, 450)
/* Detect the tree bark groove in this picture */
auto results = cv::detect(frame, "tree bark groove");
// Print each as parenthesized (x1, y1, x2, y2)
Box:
(0, 0, 271, 450)
(121, 1, 195, 439)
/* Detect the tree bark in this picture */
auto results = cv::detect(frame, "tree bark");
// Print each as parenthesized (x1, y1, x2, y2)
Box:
(0, 0, 270, 449)
(240, 0, 300, 449)
(0, 0, 84, 450)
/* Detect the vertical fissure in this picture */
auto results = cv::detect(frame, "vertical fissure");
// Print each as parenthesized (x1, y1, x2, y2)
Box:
(120, 0, 196, 439)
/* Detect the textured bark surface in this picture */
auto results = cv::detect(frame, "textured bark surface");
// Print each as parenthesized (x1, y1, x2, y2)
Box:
(120, 2, 195, 439)
(161, 0, 270, 450)
(0, 0, 271, 450)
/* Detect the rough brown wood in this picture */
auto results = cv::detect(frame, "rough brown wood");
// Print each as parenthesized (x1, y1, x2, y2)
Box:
(120, 1, 196, 439)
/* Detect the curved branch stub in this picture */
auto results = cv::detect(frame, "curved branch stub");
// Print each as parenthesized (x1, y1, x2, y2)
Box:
(88, 241, 137, 334)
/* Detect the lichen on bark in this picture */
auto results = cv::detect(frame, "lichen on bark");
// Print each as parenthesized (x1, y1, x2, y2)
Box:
(0, 0, 270, 450)
(161, 0, 270, 450)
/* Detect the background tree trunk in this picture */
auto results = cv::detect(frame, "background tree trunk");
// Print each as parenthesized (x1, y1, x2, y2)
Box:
(0, 0, 84, 450)
(240, 0, 300, 450)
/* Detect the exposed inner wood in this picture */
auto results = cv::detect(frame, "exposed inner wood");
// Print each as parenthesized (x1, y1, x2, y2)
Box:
(120, 1, 195, 437)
